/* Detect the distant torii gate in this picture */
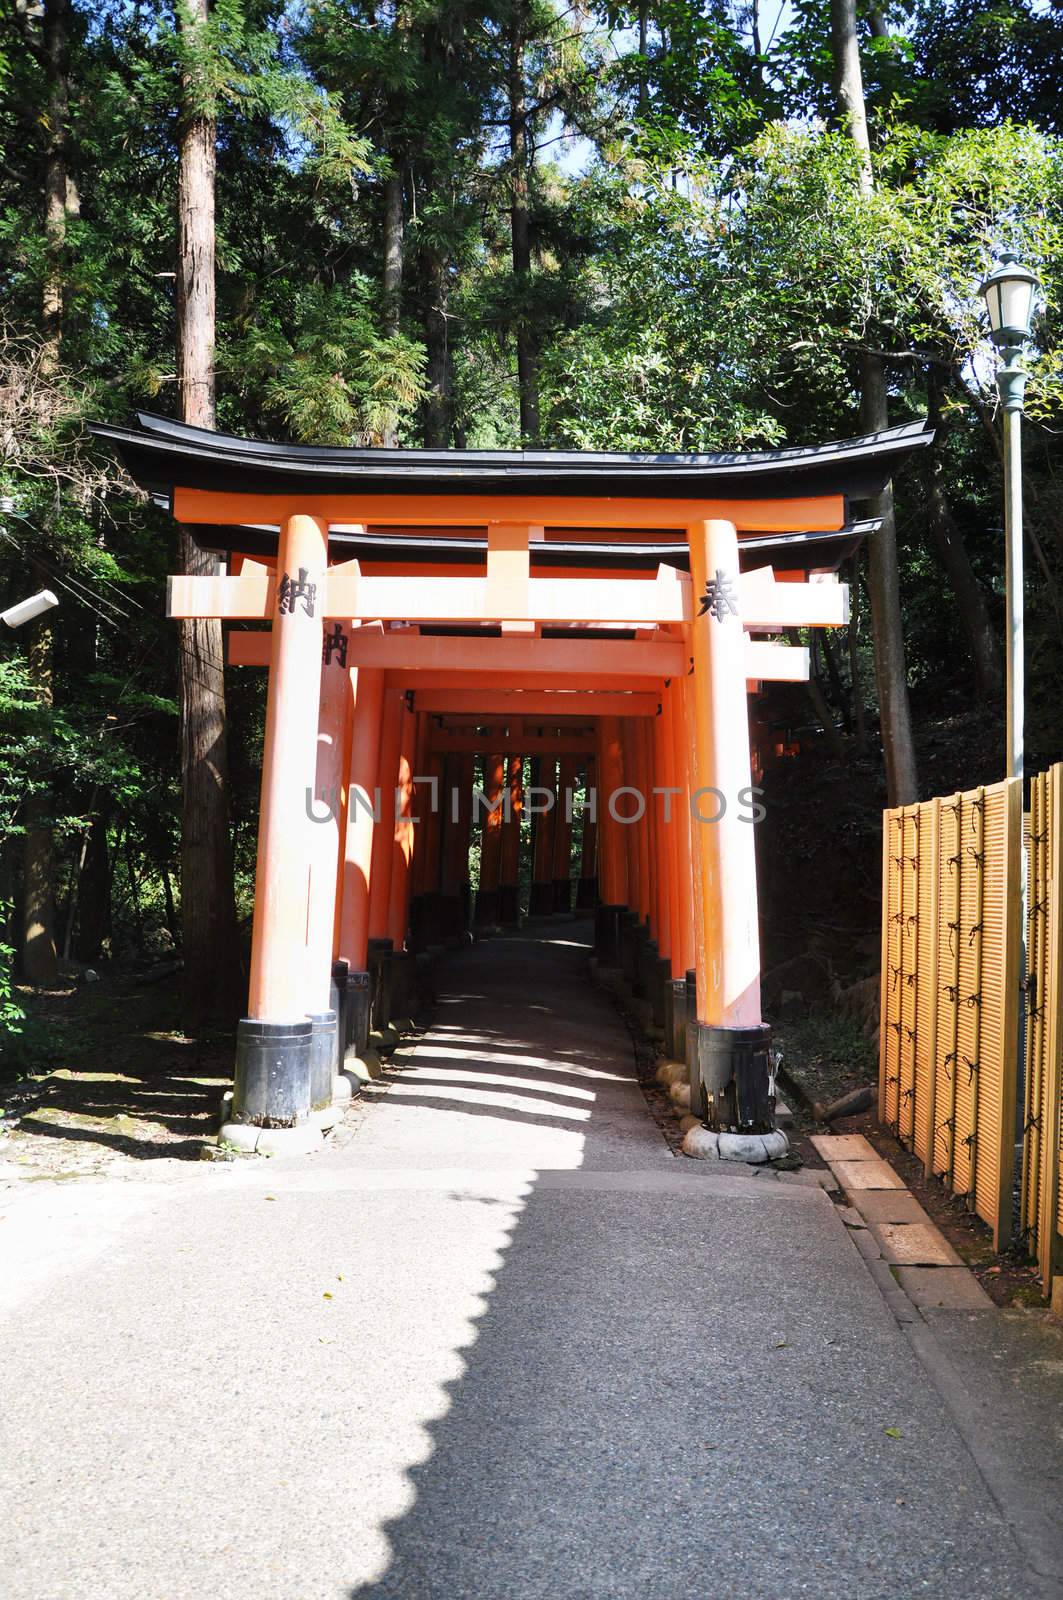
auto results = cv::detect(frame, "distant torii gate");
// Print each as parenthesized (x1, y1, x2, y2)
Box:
(92, 411, 932, 1155)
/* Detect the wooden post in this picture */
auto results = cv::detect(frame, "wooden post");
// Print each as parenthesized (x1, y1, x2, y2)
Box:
(386, 696, 416, 1022)
(304, 622, 350, 1106)
(529, 754, 557, 916)
(687, 519, 773, 1133)
(553, 755, 577, 912)
(336, 665, 384, 1061)
(366, 687, 404, 1031)
(499, 754, 524, 924)
(576, 755, 598, 910)
(439, 752, 473, 941)
(235, 513, 327, 1127)
(475, 753, 506, 927)
(595, 717, 627, 964)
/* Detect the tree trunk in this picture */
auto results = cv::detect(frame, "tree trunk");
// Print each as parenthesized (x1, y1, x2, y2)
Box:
(40, 0, 70, 377)
(21, 0, 70, 986)
(383, 169, 404, 337)
(924, 370, 1002, 701)
(830, 0, 918, 805)
(787, 629, 845, 756)
(176, 0, 242, 1024)
(380, 165, 405, 447)
(74, 809, 112, 963)
(848, 552, 868, 752)
(422, 251, 450, 448)
(509, 2, 540, 443)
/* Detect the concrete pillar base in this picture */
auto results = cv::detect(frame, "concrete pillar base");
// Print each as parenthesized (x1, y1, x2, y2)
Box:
(553, 878, 572, 914)
(474, 886, 501, 928)
(307, 1010, 338, 1111)
(693, 1020, 775, 1132)
(341, 1048, 382, 1085)
(681, 1126, 789, 1163)
(218, 1119, 325, 1156)
(233, 1018, 312, 1127)
(575, 875, 597, 910)
(309, 1100, 342, 1131)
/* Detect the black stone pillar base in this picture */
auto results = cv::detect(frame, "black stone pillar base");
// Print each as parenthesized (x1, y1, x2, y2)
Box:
(307, 1009, 338, 1110)
(594, 903, 624, 967)
(330, 960, 347, 1062)
(575, 875, 598, 911)
(685, 970, 705, 1118)
(620, 911, 640, 986)
(233, 1018, 312, 1127)
(653, 955, 670, 1029)
(694, 1021, 775, 1133)
(635, 928, 656, 999)
(498, 884, 521, 925)
(389, 949, 413, 1022)
(343, 969, 371, 1061)
(474, 886, 501, 928)
(528, 881, 554, 917)
(437, 893, 465, 944)
(408, 893, 425, 950)
(367, 937, 393, 1032)
(669, 977, 688, 1066)
(553, 878, 572, 914)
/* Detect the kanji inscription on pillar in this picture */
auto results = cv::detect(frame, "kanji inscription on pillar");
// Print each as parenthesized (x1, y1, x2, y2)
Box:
(278, 567, 317, 617)
(323, 621, 348, 667)
(698, 568, 739, 622)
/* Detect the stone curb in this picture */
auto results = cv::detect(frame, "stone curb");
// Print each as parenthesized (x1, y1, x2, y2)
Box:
(811, 1133, 994, 1317)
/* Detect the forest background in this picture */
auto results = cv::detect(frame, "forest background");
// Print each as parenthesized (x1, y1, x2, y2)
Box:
(0, 0, 1060, 1055)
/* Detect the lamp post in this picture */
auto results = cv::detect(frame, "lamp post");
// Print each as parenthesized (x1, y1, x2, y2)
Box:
(979, 248, 1039, 784)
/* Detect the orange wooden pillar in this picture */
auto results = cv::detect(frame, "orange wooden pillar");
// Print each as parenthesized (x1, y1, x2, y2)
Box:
(499, 754, 523, 925)
(387, 696, 417, 1019)
(595, 717, 627, 964)
(366, 686, 404, 1031)
(687, 518, 773, 1134)
(413, 747, 446, 947)
(336, 665, 384, 1060)
(665, 677, 698, 1070)
(529, 754, 557, 917)
(304, 622, 350, 1108)
(575, 755, 598, 910)
(618, 720, 643, 985)
(651, 706, 674, 1034)
(552, 755, 577, 912)
(234, 513, 328, 1128)
(475, 752, 506, 927)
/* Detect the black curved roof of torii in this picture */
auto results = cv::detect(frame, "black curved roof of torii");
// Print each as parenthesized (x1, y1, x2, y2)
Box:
(90, 411, 934, 506)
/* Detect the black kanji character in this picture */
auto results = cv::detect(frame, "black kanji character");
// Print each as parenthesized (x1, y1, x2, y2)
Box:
(278, 567, 317, 618)
(697, 567, 739, 622)
(322, 621, 348, 667)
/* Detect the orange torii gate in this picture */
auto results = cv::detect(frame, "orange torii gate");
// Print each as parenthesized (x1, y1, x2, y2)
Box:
(92, 412, 931, 1156)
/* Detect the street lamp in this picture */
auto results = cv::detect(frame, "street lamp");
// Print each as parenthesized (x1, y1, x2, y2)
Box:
(1, 589, 58, 629)
(979, 248, 1039, 784)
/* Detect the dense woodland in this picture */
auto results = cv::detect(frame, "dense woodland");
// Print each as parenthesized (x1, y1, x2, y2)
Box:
(0, 0, 1060, 1051)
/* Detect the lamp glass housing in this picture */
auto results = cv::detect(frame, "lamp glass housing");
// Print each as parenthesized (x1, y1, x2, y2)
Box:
(980, 251, 1038, 347)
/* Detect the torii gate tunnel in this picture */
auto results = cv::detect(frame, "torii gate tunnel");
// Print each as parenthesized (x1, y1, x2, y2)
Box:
(94, 412, 932, 1142)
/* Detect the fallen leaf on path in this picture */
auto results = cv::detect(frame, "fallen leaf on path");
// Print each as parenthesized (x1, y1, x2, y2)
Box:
(884, 1427, 903, 1439)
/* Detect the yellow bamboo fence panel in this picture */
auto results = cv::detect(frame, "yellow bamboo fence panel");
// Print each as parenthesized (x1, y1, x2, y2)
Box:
(1022, 766, 1063, 1295)
(880, 778, 1022, 1249)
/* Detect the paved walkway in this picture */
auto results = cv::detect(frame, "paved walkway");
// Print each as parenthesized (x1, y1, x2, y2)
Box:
(0, 923, 1057, 1598)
